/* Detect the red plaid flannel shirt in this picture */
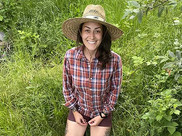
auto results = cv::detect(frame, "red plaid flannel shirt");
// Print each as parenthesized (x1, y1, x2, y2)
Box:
(63, 45, 122, 118)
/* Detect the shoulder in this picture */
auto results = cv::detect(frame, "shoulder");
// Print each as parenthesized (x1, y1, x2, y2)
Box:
(111, 51, 122, 62)
(64, 46, 82, 59)
(110, 51, 122, 71)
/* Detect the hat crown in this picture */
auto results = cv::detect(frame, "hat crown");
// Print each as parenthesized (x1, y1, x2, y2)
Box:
(82, 5, 106, 21)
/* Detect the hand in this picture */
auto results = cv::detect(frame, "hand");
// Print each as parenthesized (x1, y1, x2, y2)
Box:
(88, 115, 103, 126)
(72, 111, 88, 126)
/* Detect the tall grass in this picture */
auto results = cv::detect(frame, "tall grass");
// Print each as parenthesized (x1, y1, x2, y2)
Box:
(0, 52, 67, 135)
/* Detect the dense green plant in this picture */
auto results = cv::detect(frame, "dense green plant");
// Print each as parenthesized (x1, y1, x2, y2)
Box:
(0, 0, 20, 31)
(122, 0, 182, 23)
(139, 46, 182, 136)
(142, 89, 182, 136)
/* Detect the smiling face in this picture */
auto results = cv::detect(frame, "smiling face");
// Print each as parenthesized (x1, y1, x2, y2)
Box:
(81, 22, 103, 53)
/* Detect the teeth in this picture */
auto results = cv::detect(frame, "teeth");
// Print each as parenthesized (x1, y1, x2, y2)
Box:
(88, 41, 96, 44)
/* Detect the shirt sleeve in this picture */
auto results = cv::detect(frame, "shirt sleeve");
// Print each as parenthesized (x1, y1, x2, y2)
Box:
(103, 56, 122, 114)
(62, 56, 77, 109)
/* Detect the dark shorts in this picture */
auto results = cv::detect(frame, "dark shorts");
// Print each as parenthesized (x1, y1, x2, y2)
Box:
(67, 110, 112, 127)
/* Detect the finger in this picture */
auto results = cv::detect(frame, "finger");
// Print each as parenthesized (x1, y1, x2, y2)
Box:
(88, 119, 95, 125)
(89, 122, 97, 126)
(76, 120, 85, 126)
(77, 118, 87, 126)
(81, 118, 87, 124)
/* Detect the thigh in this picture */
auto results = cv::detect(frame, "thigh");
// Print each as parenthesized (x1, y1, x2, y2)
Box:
(65, 119, 87, 136)
(90, 126, 111, 136)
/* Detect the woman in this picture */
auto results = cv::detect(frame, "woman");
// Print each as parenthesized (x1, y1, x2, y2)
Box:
(62, 4, 123, 136)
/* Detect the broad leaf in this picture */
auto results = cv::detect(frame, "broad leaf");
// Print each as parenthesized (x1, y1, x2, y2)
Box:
(164, 115, 172, 121)
(173, 132, 181, 136)
(171, 122, 178, 127)
(122, 9, 132, 19)
(163, 62, 174, 69)
(167, 126, 176, 134)
(156, 115, 163, 121)
(130, 1, 140, 8)
(0, 15, 3, 21)
(168, 50, 175, 58)
(174, 110, 180, 115)
(175, 73, 180, 81)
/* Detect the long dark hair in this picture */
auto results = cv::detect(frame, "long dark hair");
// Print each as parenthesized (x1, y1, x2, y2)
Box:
(76, 23, 112, 69)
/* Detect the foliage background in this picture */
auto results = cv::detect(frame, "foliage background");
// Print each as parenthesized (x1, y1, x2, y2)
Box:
(0, 0, 182, 136)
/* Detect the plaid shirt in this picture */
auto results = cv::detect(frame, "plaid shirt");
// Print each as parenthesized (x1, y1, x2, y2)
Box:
(63, 45, 122, 118)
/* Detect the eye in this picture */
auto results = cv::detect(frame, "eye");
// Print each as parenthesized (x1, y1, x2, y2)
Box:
(96, 30, 101, 33)
(84, 29, 90, 33)
(94, 29, 102, 34)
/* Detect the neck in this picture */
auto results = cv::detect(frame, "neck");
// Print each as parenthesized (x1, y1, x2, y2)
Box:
(83, 46, 97, 62)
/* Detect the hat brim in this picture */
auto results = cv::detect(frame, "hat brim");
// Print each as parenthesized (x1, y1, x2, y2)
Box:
(62, 17, 123, 41)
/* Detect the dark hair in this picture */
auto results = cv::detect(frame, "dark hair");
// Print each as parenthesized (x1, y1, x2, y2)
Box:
(76, 23, 112, 69)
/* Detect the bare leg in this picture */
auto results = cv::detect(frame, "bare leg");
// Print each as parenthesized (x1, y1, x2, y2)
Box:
(90, 126, 111, 136)
(65, 119, 88, 136)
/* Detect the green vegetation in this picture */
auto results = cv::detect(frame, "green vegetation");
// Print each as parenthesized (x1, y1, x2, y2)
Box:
(0, 0, 181, 135)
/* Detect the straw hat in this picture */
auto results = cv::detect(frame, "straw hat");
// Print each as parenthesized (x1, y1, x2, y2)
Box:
(62, 4, 123, 41)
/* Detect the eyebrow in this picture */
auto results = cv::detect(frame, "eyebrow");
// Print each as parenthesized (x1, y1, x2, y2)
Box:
(84, 26, 102, 29)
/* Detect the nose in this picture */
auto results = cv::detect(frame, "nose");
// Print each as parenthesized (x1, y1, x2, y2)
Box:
(89, 31, 95, 39)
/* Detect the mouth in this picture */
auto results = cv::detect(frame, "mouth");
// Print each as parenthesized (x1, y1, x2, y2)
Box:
(87, 41, 96, 44)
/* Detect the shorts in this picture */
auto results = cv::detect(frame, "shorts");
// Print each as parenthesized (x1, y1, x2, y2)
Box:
(67, 110, 112, 127)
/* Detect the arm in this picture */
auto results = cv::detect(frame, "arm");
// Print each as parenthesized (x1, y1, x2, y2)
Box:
(63, 57, 77, 109)
(103, 57, 122, 114)
(63, 56, 87, 126)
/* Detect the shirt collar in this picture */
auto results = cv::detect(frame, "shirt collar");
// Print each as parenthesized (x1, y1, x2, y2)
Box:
(76, 45, 86, 60)
(76, 45, 100, 60)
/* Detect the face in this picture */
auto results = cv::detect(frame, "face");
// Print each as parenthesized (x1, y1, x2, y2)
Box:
(81, 22, 103, 52)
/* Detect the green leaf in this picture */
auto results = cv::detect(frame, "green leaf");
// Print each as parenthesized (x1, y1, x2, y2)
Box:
(0, 3, 3, 9)
(164, 115, 172, 121)
(169, 50, 176, 58)
(168, 126, 176, 134)
(172, 132, 181, 136)
(130, 1, 140, 8)
(158, 6, 164, 17)
(174, 110, 180, 115)
(0, 15, 3, 21)
(122, 9, 132, 19)
(142, 112, 150, 119)
(171, 122, 178, 127)
(137, 10, 143, 23)
(132, 56, 144, 66)
(176, 50, 181, 60)
(157, 55, 169, 63)
(156, 115, 163, 121)
(169, 2, 177, 6)
(163, 62, 174, 69)
(175, 73, 180, 81)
